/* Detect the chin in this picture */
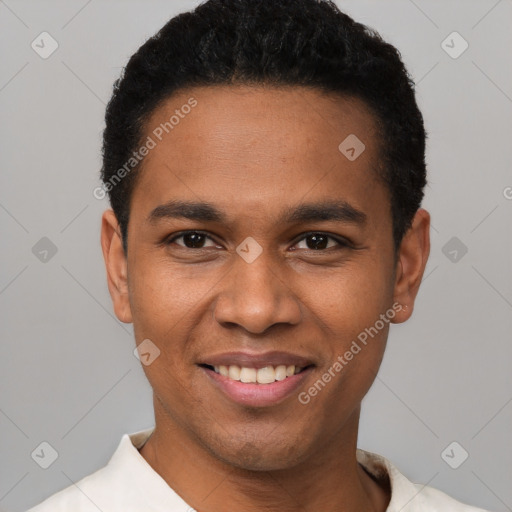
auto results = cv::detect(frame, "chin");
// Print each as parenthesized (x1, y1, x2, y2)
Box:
(204, 430, 309, 472)
(219, 448, 302, 472)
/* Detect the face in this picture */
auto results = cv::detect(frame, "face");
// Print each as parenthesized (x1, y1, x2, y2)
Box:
(102, 85, 429, 471)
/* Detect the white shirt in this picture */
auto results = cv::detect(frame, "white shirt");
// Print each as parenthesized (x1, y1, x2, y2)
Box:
(27, 427, 489, 512)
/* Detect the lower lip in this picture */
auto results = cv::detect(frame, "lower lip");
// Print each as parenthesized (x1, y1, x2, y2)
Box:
(201, 366, 313, 407)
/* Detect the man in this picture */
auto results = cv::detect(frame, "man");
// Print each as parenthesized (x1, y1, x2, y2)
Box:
(27, 0, 489, 510)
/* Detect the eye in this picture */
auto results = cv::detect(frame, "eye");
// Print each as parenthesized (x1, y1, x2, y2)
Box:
(294, 232, 348, 251)
(166, 231, 219, 249)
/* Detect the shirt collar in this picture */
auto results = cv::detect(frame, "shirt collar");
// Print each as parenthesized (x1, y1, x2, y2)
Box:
(110, 427, 425, 511)
(356, 448, 427, 511)
(106, 427, 190, 510)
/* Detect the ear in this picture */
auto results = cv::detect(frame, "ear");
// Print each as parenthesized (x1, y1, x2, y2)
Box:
(391, 208, 430, 324)
(100, 209, 133, 323)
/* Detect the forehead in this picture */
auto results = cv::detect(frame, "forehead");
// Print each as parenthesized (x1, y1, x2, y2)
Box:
(132, 85, 387, 225)
(143, 84, 380, 163)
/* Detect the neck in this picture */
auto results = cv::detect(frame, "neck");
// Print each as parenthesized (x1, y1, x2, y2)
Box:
(139, 399, 390, 512)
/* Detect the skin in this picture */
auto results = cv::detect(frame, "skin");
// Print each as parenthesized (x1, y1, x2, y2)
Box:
(101, 85, 430, 512)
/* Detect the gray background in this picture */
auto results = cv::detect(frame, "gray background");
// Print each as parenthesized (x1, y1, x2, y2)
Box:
(1, 0, 511, 511)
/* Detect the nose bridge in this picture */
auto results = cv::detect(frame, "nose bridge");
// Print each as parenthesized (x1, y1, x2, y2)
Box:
(235, 249, 280, 301)
(213, 245, 301, 333)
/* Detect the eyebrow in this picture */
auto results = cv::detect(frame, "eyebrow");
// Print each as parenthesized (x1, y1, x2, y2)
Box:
(147, 199, 367, 226)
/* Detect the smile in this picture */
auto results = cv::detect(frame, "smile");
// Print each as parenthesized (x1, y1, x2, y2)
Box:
(205, 364, 305, 384)
(199, 365, 313, 407)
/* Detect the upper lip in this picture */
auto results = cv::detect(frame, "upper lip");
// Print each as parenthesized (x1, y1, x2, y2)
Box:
(199, 350, 315, 369)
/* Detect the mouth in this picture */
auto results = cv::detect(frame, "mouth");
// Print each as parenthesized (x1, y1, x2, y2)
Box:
(199, 363, 310, 384)
(197, 351, 315, 407)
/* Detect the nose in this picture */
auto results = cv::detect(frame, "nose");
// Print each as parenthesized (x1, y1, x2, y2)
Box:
(213, 250, 302, 334)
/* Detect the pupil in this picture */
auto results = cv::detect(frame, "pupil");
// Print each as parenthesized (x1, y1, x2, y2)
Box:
(184, 233, 205, 248)
(307, 234, 327, 250)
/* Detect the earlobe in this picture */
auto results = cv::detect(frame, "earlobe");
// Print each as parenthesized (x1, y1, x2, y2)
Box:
(391, 208, 430, 324)
(100, 209, 133, 324)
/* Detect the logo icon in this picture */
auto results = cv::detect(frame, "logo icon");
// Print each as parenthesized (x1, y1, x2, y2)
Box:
(441, 441, 469, 469)
(442, 236, 468, 263)
(441, 32, 469, 59)
(134, 339, 161, 366)
(31, 441, 59, 469)
(338, 134, 366, 161)
(31, 32, 59, 59)
(32, 237, 58, 263)
(236, 237, 263, 263)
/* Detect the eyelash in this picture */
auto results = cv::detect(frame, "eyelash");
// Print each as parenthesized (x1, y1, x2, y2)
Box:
(164, 230, 351, 251)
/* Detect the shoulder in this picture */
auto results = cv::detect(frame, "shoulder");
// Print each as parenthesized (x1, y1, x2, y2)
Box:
(25, 429, 156, 512)
(409, 483, 490, 511)
(356, 449, 490, 512)
(25, 465, 112, 512)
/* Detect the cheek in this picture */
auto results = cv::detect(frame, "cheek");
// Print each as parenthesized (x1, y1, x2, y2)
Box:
(307, 260, 393, 334)
(300, 258, 393, 399)
(128, 257, 211, 332)
(127, 258, 221, 380)
(308, 316, 390, 418)
(127, 267, 192, 382)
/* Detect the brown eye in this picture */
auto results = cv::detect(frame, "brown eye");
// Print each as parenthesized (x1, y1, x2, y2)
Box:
(167, 231, 218, 249)
(295, 233, 345, 251)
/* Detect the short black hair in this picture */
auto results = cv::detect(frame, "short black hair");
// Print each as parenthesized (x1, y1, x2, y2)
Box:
(101, 0, 427, 254)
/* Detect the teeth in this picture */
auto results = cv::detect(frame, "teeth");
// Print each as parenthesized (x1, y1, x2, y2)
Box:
(256, 366, 275, 384)
(240, 367, 257, 383)
(275, 365, 287, 381)
(210, 364, 304, 384)
(228, 365, 241, 380)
